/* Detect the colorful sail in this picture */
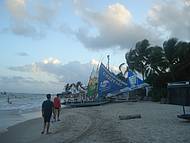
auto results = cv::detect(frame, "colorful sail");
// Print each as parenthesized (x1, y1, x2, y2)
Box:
(87, 67, 98, 97)
(127, 70, 144, 88)
(98, 63, 128, 97)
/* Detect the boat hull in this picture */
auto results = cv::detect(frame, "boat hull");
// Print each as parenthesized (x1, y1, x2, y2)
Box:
(62, 101, 109, 108)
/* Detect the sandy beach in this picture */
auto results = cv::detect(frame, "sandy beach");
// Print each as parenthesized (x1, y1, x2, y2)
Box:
(0, 102, 190, 143)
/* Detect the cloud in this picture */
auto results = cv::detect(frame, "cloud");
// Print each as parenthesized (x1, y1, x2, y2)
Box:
(17, 52, 29, 56)
(73, 2, 157, 50)
(147, 0, 190, 40)
(2, 0, 189, 46)
(4, 0, 63, 38)
(5, 58, 121, 93)
(91, 59, 99, 65)
(43, 57, 61, 64)
(72, 0, 190, 50)
(184, 0, 190, 6)
(8, 58, 95, 84)
(0, 76, 63, 93)
(4, 58, 100, 93)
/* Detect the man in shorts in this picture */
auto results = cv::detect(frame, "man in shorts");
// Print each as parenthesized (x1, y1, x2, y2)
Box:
(41, 94, 54, 134)
(53, 94, 61, 121)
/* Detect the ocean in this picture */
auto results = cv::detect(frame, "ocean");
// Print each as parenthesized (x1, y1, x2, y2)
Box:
(0, 93, 46, 111)
(0, 93, 57, 133)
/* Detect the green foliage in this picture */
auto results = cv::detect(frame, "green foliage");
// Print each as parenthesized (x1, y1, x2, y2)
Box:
(125, 39, 150, 80)
(148, 87, 167, 102)
(125, 38, 190, 85)
(148, 88, 161, 102)
(125, 38, 190, 101)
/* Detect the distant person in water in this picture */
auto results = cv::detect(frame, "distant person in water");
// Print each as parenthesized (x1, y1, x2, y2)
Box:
(41, 94, 54, 134)
(7, 95, 11, 104)
(53, 94, 61, 121)
(6, 93, 12, 104)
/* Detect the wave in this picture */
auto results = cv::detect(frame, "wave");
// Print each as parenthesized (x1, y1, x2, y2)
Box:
(0, 93, 51, 111)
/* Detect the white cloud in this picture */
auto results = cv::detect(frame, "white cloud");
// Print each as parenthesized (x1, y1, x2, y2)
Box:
(4, 0, 63, 38)
(6, 0, 27, 20)
(0, 76, 63, 93)
(8, 59, 95, 84)
(6, 58, 101, 93)
(90, 58, 119, 73)
(73, 2, 157, 50)
(2, 0, 189, 47)
(5, 57, 122, 93)
(147, 0, 190, 40)
(71, 0, 190, 50)
(91, 59, 99, 66)
(43, 57, 61, 65)
(110, 65, 120, 73)
(184, 0, 190, 6)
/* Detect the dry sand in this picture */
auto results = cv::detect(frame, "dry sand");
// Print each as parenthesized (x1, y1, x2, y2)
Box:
(0, 102, 190, 143)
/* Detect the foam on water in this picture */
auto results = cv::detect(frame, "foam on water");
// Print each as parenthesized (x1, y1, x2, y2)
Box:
(0, 93, 47, 111)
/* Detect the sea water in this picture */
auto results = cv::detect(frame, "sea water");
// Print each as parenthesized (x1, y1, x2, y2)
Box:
(0, 93, 56, 133)
(0, 93, 46, 111)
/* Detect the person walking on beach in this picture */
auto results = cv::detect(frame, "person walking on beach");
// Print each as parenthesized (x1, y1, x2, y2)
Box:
(41, 94, 54, 134)
(53, 94, 61, 121)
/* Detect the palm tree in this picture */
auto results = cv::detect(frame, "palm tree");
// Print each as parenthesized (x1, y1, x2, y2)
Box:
(163, 38, 190, 81)
(163, 38, 178, 64)
(126, 37, 190, 86)
(145, 46, 168, 77)
(135, 39, 150, 80)
(125, 49, 136, 71)
(172, 41, 190, 80)
(125, 39, 150, 80)
(65, 83, 70, 92)
(175, 41, 190, 63)
(163, 38, 179, 81)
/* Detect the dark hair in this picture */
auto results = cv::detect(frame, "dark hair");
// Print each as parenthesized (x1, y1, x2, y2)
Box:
(46, 94, 51, 99)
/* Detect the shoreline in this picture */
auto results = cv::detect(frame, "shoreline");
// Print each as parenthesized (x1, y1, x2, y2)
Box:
(0, 109, 41, 134)
(0, 105, 66, 134)
(1, 102, 190, 143)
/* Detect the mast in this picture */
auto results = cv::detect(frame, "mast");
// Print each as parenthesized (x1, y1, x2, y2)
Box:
(107, 55, 110, 71)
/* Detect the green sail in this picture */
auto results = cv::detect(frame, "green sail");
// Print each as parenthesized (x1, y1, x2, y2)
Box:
(87, 67, 98, 97)
(87, 77, 98, 96)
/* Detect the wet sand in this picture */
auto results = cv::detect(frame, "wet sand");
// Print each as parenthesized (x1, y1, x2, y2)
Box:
(0, 102, 190, 143)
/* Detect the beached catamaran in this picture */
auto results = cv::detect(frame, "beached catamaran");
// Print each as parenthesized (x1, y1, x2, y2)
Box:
(62, 62, 147, 107)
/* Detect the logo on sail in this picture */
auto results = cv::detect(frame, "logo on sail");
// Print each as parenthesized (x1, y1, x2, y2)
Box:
(100, 80, 111, 90)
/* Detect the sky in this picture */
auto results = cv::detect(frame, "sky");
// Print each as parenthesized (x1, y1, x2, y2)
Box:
(0, 0, 190, 93)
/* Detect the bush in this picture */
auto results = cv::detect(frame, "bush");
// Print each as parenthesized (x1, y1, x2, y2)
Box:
(148, 88, 162, 102)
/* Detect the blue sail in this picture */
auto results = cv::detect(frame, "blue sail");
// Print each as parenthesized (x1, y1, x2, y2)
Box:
(98, 63, 128, 97)
(127, 70, 146, 90)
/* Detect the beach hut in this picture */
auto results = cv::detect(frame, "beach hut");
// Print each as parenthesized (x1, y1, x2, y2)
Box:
(167, 81, 190, 120)
(167, 81, 190, 106)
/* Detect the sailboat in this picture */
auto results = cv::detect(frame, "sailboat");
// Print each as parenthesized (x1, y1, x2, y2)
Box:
(62, 64, 108, 107)
(62, 62, 148, 107)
